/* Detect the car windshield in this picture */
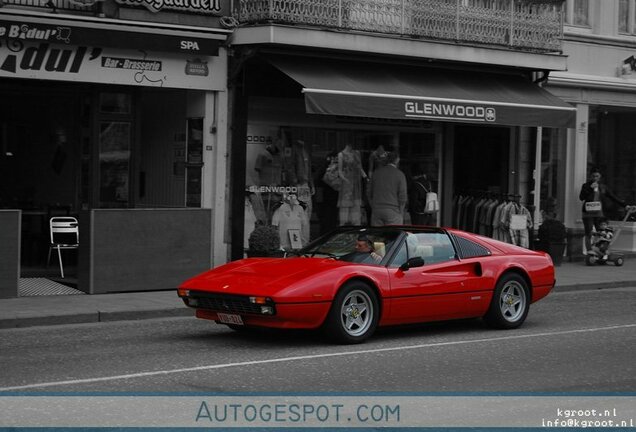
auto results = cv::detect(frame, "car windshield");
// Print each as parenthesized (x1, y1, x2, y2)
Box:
(299, 227, 402, 265)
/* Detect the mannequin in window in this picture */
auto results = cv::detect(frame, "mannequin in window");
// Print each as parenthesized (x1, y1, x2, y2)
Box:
(288, 139, 315, 220)
(317, 151, 339, 234)
(255, 139, 282, 186)
(409, 165, 436, 226)
(255, 138, 284, 219)
(337, 143, 367, 225)
(271, 193, 309, 250)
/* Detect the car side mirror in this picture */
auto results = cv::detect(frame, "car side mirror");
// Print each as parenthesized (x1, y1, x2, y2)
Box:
(399, 256, 425, 271)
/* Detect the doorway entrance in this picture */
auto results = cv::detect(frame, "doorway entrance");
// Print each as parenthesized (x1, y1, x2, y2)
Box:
(453, 125, 510, 195)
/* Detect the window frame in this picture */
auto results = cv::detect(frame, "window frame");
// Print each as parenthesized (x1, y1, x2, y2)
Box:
(388, 231, 458, 267)
(619, 0, 636, 35)
(565, 0, 591, 28)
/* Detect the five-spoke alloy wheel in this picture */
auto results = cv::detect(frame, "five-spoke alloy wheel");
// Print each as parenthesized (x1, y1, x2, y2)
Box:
(324, 281, 379, 344)
(484, 273, 530, 329)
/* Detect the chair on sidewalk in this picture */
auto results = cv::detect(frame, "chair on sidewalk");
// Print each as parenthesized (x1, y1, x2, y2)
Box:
(47, 216, 79, 278)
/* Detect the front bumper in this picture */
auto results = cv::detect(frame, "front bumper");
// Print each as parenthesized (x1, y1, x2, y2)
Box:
(178, 289, 331, 329)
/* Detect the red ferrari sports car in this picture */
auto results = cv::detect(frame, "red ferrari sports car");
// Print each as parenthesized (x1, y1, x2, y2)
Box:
(178, 226, 555, 344)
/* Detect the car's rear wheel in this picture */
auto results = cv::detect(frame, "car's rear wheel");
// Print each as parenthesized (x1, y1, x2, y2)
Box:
(324, 281, 379, 344)
(484, 273, 529, 329)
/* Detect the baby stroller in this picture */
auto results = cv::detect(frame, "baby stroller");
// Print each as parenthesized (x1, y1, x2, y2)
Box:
(585, 205, 636, 266)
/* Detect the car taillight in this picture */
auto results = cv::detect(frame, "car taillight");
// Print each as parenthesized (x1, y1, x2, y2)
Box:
(177, 288, 189, 297)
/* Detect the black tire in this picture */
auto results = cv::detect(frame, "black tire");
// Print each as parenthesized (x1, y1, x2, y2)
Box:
(585, 254, 595, 266)
(483, 273, 530, 329)
(615, 257, 624, 267)
(323, 281, 379, 344)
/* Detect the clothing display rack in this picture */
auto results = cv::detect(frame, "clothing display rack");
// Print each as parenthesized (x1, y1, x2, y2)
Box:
(452, 191, 532, 248)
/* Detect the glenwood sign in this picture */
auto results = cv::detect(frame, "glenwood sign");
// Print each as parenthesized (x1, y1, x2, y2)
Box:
(404, 101, 496, 123)
(115, 0, 222, 14)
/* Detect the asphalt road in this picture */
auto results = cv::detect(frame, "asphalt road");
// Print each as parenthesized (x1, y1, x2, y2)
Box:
(1, 287, 635, 393)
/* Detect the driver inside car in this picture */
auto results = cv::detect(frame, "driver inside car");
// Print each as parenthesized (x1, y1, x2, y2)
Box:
(340, 235, 383, 264)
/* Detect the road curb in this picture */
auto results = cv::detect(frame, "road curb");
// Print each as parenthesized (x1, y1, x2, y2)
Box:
(0, 313, 99, 329)
(97, 308, 193, 322)
(552, 280, 636, 293)
(1, 283, 634, 329)
(0, 308, 193, 329)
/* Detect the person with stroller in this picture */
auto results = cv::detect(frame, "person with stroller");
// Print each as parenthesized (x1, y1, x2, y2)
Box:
(579, 168, 625, 253)
(590, 218, 614, 261)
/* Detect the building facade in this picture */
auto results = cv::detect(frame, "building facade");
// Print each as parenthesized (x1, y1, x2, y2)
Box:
(546, 0, 636, 257)
(0, 0, 231, 297)
(227, 0, 575, 261)
(1, 0, 582, 298)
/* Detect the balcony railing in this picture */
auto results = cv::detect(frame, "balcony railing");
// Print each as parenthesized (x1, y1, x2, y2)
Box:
(234, 0, 565, 53)
(0, 0, 95, 13)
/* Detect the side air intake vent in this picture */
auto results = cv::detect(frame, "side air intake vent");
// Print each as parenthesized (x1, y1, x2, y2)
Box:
(452, 235, 491, 259)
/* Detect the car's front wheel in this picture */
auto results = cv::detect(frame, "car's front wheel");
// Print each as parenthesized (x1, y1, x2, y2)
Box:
(324, 281, 379, 344)
(484, 273, 530, 329)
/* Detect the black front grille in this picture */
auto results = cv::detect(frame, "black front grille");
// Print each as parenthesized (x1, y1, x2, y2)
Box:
(189, 291, 273, 315)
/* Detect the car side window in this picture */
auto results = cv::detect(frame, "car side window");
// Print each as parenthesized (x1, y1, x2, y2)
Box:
(388, 242, 408, 268)
(409, 232, 457, 265)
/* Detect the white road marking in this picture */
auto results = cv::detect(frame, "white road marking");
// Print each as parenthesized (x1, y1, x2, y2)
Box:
(2, 323, 636, 391)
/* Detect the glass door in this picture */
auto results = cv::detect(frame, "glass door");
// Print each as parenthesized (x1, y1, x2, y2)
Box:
(97, 92, 134, 208)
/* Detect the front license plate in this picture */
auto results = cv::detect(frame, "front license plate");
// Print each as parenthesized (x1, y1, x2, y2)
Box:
(217, 313, 243, 325)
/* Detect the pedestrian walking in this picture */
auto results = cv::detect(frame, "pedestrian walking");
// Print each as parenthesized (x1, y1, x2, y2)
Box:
(369, 151, 407, 226)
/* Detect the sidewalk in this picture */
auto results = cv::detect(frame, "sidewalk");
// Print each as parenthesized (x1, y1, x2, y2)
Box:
(2, 259, 636, 329)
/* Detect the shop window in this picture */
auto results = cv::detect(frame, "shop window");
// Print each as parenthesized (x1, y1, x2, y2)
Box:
(99, 121, 131, 208)
(587, 107, 636, 220)
(185, 118, 204, 208)
(242, 124, 441, 255)
(136, 89, 191, 209)
(99, 93, 132, 115)
(619, 0, 636, 35)
(539, 128, 566, 222)
(565, 0, 590, 27)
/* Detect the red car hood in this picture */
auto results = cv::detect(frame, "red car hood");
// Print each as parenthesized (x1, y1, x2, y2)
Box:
(180, 257, 347, 298)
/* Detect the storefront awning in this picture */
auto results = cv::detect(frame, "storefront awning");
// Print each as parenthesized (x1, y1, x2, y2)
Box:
(270, 57, 576, 128)
(0, 10, 228, 56)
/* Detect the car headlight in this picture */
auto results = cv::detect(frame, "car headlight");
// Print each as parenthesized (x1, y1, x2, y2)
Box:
(260, 306, 274, 315)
